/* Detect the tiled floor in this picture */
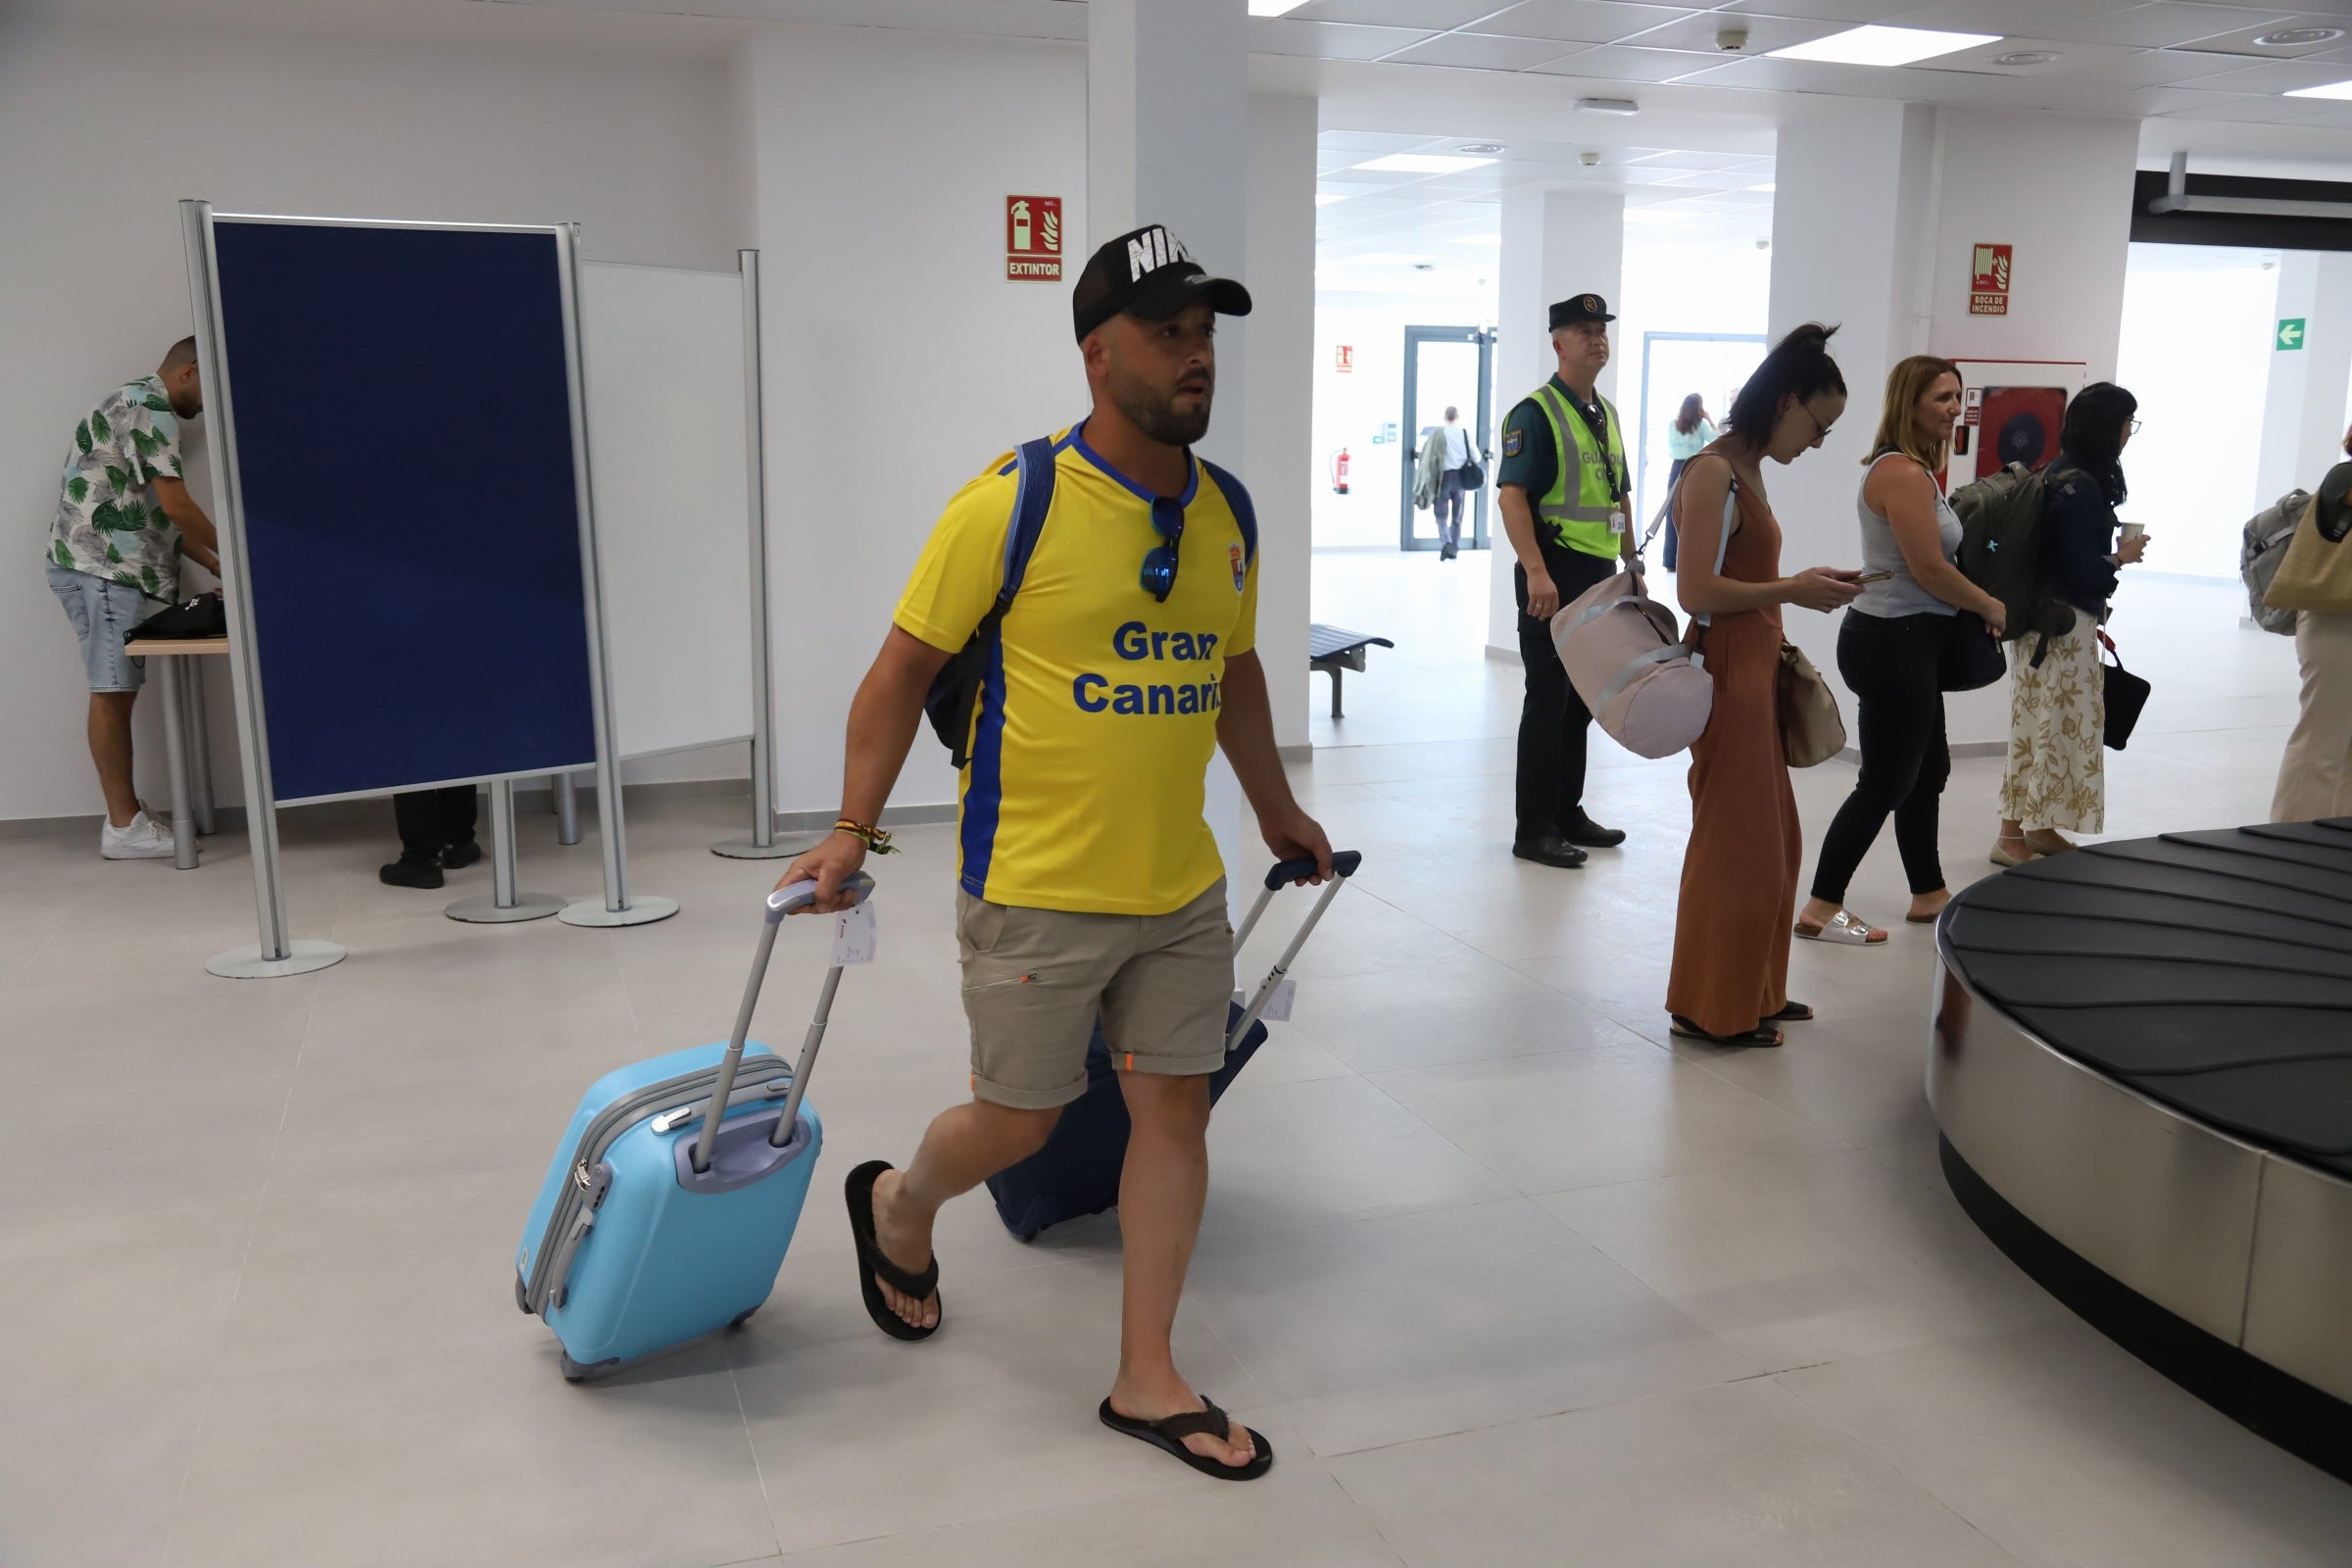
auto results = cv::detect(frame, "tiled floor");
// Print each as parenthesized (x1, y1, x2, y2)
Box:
(3, 553, 2342, 1566)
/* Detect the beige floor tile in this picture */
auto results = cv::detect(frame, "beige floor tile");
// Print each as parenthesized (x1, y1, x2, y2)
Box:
(1190, 1199, 1759, 1455)
(1778, 1322, 2352, 1568)
(0, 1376, 212, 1568)
(166, 1340, 777, 1568)
(1328, 1378, 2019, 1568)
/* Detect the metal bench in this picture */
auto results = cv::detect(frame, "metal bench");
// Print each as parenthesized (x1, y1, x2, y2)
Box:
(1308, 623, 1394, 719)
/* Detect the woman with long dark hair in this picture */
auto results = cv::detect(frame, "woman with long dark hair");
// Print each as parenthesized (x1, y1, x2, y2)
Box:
(1797, 356, 2009, 945)
(1660, 394, 1717, 571)
(1993, 382, 2147, 864)
(1666, 325, 1866, 1047)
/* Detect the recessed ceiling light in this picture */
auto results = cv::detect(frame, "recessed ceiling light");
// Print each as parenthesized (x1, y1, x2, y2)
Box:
(1992, 51, 2058, 67)
(1247, 0, 1310, 16)
(2286, 78, 2352, 99)
(1352, 153, 1498, 173)
(1574, 97, 1641, 116)
(1769, 24, 2002, 68)
(1456, 143, 1506, 155)
(2255, 27, 2344, 47)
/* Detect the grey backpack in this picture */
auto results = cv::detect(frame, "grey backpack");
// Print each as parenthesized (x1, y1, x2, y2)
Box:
(2242, 488, 2314, 635)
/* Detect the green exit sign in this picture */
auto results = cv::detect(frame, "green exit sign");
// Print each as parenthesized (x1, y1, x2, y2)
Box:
(2278, 318, 2307, 352)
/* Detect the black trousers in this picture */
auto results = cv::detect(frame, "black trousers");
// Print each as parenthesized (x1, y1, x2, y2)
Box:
(393, 785, 479, 863)
(1810, 611, 1954, 904)
(1514, 548, 1618, 841)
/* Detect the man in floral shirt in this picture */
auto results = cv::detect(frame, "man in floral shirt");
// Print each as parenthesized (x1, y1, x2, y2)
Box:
(44, 337, 221, 859)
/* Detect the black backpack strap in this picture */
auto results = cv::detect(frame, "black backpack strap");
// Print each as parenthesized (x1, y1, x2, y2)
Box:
(944, 436, 1057, 770)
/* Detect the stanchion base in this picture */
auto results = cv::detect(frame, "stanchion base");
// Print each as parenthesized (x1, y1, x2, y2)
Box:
(446, 893, 565, 924)
(208, 939, 347, 979)
(560, 895, 681, 928)
(710, 834, 820, 860)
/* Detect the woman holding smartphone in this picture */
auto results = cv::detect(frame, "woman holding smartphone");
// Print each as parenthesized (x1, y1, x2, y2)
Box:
(1666, 323, 1864, 1048)
(1798, 357, 2009, 945)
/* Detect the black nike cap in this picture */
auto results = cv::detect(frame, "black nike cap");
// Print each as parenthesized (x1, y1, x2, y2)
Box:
(1072, 224, 1252, 344)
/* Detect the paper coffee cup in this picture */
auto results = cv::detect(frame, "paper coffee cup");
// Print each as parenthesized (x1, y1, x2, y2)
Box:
(2119, 522, 2145, 543)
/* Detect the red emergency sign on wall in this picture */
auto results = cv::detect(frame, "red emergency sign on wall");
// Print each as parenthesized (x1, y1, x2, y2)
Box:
(1335, 345, 1354, 372)
(1969, 243, 2013, 317)
(1005, 196, 1063, 281)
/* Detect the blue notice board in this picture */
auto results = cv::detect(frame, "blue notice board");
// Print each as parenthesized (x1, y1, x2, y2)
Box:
(211, 220, 598, 803)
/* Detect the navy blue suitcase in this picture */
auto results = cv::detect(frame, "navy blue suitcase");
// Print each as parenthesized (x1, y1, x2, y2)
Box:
(986, 851, 1359, 1242)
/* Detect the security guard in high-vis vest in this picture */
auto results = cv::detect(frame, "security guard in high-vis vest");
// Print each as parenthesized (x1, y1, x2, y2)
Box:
(1496, 293, 1634, 869)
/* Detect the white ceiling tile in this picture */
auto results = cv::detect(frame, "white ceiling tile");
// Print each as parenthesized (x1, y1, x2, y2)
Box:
(1383, 30, 1583, 67)
(2047, 44, 2272, 82)
(1630, 148, 1758, 169)
(2156, 14, 2352, 57)
(1320, 129, 1454, 152)
(1911, 35, 2161, 76)
(1619, 9, 1846, 53)
(1715, 0, 1904, 20)
(1478, 0, 1697, 44)
(2176, 52, 2352, 85)
(1247, 18, 1438, 58)
(2067, 81, 2264, 109)
(1527, 41, 1721, 77)
(1888, 0, 2124, 33)
(2038, 4, 2303, 49)
(2157, 90, 2352, 115)
(1291, 0, 1520, 24)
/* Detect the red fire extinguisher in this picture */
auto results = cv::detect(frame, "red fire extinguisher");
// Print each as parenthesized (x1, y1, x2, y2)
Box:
(1330, 447, 1351, 495)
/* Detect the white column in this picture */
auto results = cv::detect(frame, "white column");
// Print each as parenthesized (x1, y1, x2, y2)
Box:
(1246, 91, 1317, 755)
(2258, 251, 2352, 507)
(1489, 186, 1624, 656)
(1090, 0, 1256, 901)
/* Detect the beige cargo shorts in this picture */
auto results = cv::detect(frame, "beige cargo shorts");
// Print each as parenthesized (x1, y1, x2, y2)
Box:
(955, 879, 1233, 1110)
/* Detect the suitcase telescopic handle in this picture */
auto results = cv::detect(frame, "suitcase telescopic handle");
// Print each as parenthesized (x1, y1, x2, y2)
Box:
(692, 872, 875, 1175)
(1230, 851, 1360, 1048)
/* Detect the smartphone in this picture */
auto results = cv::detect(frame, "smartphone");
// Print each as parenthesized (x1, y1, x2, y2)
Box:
(1854, 569, 1895, 584)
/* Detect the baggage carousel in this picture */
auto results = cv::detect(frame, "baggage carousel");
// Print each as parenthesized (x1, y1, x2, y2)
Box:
(1932, 820, 2352, 1480)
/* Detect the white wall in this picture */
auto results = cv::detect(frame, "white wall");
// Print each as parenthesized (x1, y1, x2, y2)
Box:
(1490, 187, 1625, 654)
(740, 25, 1091, 818)
(1246, 92, 1318, 753)
(0, 17, 738, 822)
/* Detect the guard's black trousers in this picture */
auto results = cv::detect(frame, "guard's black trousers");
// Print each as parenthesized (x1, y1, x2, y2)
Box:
(1514, 549, 1618, 842)
(393, 785, 479, 865)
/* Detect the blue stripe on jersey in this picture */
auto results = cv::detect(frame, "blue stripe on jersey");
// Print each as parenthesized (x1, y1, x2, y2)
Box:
(1070, 420, 1200, 507)
(958, 625, 1010, 898)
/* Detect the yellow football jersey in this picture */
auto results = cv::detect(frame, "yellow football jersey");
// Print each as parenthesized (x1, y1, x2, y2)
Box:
(895, 423, 1258, 916)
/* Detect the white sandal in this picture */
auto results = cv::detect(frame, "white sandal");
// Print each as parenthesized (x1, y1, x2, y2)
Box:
(1793, 909, 1886, 946)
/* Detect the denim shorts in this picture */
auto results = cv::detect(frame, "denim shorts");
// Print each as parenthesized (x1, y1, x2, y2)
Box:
(46, 563, 154, 693)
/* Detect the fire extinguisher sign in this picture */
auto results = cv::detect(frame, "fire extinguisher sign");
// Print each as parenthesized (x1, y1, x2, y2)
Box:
(1005, 196, 1063, 282)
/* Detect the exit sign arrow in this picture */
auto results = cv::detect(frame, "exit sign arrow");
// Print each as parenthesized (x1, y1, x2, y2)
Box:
(2278, 318, 2307, 351)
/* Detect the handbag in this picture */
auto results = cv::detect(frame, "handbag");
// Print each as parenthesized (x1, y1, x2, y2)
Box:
(2098, 630, 2150, 752)
(1776, 640, 1846, 767)
(2265, 469, 2352, 614)
(1937, 612, 2007, 693)
(129, 590, 226, 640)
(1460, 456, 1485, 492)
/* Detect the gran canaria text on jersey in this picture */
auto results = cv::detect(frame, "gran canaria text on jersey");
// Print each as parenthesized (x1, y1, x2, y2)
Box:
(1070, 619, 1227, 716)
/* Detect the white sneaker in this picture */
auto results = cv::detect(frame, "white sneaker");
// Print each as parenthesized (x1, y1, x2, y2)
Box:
(100, 810, 175, 860)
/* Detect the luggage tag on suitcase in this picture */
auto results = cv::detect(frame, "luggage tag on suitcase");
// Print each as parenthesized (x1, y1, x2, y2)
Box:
(831, 903, 877, 967)
(1235, 977, 1297, 1022)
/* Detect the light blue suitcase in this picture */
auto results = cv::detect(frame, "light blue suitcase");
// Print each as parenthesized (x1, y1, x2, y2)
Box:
(514, 874, 873, 1379)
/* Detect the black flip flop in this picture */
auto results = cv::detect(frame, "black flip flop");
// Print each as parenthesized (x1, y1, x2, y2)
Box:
(844, 1159, 941, 1342)
(1670, 1014, 1785, 1049)
(1099, 1396, 1273, 1482)
(1767, 1001, 1813, 1023)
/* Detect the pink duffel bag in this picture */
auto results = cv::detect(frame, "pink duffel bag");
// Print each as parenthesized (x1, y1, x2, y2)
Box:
(1549, 568, 1712, 759)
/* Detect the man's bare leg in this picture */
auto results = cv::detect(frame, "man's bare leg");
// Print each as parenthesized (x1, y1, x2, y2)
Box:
(868, 1100, 1057, 1330)
(88, 691, 140, 828)
(1104, 1071, 1254, 1470)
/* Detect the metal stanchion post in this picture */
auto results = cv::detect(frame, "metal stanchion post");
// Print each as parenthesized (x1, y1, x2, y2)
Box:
(447, 779, 563, 924)
(185, 661, 217, 835)
(553, 771, 580, 845)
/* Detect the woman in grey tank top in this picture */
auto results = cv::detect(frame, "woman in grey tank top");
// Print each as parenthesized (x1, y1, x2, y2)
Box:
(1797, 358, 2010, 946)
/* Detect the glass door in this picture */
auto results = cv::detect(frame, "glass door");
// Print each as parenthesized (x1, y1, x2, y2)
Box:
(1399, 324, 1496, 553)
(1634, 332, 1767, 543)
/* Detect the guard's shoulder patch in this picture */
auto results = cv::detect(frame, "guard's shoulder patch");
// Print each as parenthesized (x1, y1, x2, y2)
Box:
(1502, 427, 1525, 459)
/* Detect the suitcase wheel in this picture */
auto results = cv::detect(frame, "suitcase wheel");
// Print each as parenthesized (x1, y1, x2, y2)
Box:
(514, 1274, 531, 1315)
(558, 1350, 615, 1383)
(729, 1305, 759, 1330)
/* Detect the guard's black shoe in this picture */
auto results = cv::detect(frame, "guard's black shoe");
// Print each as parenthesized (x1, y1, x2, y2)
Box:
(440, 839, 482, 870)
(1511, 836, 1589, 869)
(1561, 810, 1627, 849)
(379, 856, 445, 890)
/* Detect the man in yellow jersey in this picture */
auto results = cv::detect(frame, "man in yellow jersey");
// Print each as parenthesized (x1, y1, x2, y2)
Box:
(777, 223, 1331, 1481)
(1496, 293, 1637, 870)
